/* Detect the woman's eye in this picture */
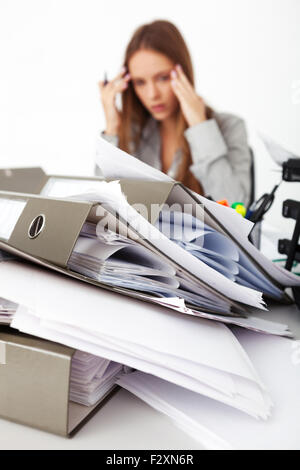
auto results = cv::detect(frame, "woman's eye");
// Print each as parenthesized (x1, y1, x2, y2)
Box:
(133, 79, 145, 87)
(157, 75, 170, 82)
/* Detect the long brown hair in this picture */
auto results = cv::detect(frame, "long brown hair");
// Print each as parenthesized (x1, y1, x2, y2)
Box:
(119, 20, 209, 194)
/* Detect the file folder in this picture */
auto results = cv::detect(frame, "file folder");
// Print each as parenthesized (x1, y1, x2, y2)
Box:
(0, 189, 246, 316)
(114, 178, 292, 302)
(37, 172, 298, 301)
(0, 167, 47, 194)
(0, 167, 110, 198)
(0, 167, 293, 301)
(0, 167, 173, 225)
(0, 326, 117, 436)
(0, 168, 297, 310)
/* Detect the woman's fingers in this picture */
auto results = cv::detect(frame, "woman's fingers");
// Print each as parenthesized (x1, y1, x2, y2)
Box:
(171, 67, 207, 126)
(171, 70, 190, 100)
(98, 71, 131, 102)
(110, 66, 129, 88)
(112, 73, 131, 93)
(98, 80, 105, 91)
(107, 68, 131, 91)
(175, 64, 194, 91)
(170, 73, 186, 102)
(99, 66, 127, 88)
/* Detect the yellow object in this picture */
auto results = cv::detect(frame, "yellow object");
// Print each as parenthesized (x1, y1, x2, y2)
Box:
(234, 204, 247, 217)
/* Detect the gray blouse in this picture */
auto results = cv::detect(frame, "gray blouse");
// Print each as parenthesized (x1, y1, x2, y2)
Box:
(95, 111, 252, 207)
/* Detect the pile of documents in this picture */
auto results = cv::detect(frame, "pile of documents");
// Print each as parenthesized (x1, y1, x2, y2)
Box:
(67, 208, 283, 320)
(70, 350, 123, 407)
(0, 297, 17, 325)
(156, 210, 283, 299)
(118, 329, 300, 450)
(68, 221, 181, 302)
(0, 138, 300, 447)
(0, 260, 274, 419)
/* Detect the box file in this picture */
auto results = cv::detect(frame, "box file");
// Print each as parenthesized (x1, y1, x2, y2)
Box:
(0, 167, 298, 314)
(0, 167, 47, 194)
(0, 326, 117, 436)
(0, 189, 250, 316)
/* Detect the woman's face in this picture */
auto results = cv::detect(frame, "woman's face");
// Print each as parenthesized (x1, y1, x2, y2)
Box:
(128, 49, 179, 121)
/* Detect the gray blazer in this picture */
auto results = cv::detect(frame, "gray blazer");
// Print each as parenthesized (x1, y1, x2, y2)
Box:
(96, 111, 252, 207)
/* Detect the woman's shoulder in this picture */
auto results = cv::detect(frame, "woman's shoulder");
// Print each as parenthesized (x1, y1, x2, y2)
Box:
(212, 110, 245, 128)
(211, 110, 247, 139)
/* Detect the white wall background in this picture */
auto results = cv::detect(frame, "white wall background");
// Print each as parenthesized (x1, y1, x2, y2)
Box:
(0, 0, 299, 256)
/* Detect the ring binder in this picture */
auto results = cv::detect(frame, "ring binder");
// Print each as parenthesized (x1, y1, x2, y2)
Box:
(0, 326, 118, 436)
(0, 189, 250, 316)
(0, 167, 299, 317)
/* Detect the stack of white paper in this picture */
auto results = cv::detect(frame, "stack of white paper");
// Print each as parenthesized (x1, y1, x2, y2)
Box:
(261, 134, 299, 166)
(36, 177, 269, 313)
(0, 198, 26, 241)
(95, 136, 300, 292)
(70, 350, 123, 406)
(0, 296, 17, 324)
(65, 186, 267, 314)
(156, 211, 283, 298)
(118, 330, 300, 450)
(69, 222, 180, 297)
(0, 260, 274, 419)
(68, 222, 238, 315)
(191, 190, 300, 288)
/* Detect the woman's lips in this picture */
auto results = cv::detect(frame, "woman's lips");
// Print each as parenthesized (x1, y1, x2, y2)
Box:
(151, 104, 166, 113)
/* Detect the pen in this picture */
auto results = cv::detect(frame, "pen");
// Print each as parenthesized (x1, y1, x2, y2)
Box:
(104, 72, 108, 86)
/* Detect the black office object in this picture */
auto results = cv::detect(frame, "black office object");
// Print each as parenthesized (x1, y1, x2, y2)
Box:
(278, 199, 300, 308)
(282, 159, 300, 183)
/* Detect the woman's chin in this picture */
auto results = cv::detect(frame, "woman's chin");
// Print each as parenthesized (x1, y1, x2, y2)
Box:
(150, 110, 171, 121)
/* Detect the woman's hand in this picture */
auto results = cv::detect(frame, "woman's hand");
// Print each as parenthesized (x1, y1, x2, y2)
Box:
(170, 64, 206, 127)
(98, 67, 131, 135)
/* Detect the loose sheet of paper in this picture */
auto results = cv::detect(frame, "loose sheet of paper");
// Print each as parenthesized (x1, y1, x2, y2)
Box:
(0, 260, 271, 418)
(0, 197, 26, 241)
(95, 138, 300, 288)
(118, 330, 300, 450)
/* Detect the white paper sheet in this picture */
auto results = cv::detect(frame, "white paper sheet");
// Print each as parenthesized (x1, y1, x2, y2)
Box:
(1, 260, 271, 418)
(40, 177, 107, 198)
(70, 350, 122, 406)
(0, 197, 26, 241)
(95, 136, 253, 239)
(13, 307, 271, 418)
(95, 137, 172, 183)
(193, 192, 300, 287)
(67, 186, 266, 309)
(261, 134, 299, 166)
(118, 331, 300, 450)
(95, 138, 300, 288)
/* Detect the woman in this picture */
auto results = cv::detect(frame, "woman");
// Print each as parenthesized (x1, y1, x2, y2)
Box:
(96, 20, 252, 206)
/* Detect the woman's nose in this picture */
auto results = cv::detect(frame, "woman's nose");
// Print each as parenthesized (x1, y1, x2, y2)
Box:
(147, 81, 160, 100)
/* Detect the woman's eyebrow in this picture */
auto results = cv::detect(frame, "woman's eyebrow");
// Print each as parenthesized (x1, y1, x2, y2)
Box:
(153, 69, 172, 78)
(131, 69, 172, 80)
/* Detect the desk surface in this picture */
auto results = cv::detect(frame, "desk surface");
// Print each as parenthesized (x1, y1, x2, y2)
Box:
(0, 388, 203, 450)
(0, 302, 299, 450)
